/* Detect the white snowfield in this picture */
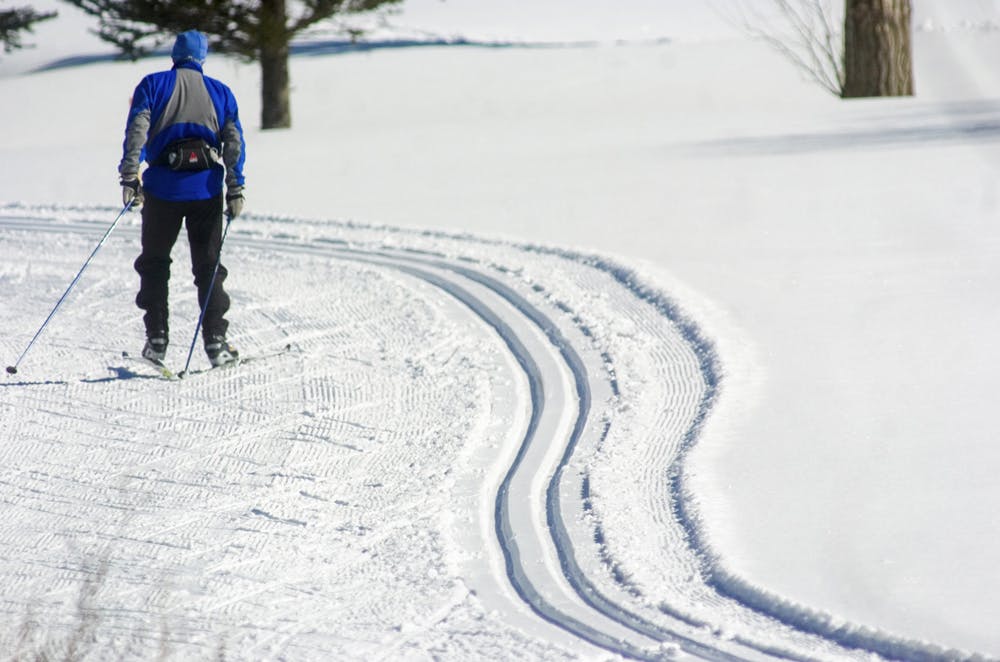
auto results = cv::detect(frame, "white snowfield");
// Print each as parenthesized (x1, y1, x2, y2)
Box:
(4, 0, 1000, 659)
(0, 206, 986, 660)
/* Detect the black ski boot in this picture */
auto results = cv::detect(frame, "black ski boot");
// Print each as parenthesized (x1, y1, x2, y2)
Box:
(205, 335, 239, 367)
(142, 336, 168, 362)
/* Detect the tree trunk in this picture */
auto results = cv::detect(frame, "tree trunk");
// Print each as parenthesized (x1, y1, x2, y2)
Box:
(260, 43, 291, 129)
(259, 0, 291, 129)
(842, 0, 913, 98)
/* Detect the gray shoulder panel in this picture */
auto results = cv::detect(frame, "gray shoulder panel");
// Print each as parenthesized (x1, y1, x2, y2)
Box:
(150, 68, 220, 139)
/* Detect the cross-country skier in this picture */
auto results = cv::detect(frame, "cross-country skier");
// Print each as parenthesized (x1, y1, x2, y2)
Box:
(119, 29, 246, 367)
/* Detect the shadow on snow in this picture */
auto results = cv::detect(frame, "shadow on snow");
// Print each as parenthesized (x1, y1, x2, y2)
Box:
(30, 36, 663, 73)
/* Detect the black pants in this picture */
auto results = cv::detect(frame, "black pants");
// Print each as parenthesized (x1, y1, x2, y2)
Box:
(134, 193, 230, 342)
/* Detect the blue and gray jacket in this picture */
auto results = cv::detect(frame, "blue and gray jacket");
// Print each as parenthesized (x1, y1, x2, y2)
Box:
(120, 60, 246, 202)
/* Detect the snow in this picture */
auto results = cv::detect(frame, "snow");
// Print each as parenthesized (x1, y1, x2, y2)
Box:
(3, 0, 1000, 660)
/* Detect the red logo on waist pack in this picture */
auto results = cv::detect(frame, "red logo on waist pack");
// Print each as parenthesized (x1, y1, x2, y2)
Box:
(187, 151, 199, 163)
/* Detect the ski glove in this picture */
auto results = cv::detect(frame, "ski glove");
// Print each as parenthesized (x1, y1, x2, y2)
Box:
(121, 177, 143, 208)
(226, 187, 244, 219)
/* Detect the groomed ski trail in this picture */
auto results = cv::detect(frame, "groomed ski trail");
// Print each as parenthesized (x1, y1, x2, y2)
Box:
(0, 205, 977, 661)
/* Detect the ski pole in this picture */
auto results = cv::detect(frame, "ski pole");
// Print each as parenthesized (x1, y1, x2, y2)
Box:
(179, 211, 233, 378)
(6, 201, 134, 376)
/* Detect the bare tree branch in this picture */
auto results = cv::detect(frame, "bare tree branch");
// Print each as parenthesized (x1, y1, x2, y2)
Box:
(720, 0, 845, 96)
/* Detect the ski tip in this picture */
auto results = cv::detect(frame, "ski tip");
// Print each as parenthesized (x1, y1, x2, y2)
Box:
(5, 366, 17, 375)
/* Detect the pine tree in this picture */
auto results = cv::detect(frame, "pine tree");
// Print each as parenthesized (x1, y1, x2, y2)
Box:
(0, 6, 57, 54)
(60, 0, 402, 129)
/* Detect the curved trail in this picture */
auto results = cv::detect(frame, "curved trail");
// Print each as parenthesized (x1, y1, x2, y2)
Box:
(0, 207, 966, 661)
(290, 243, 753, 661)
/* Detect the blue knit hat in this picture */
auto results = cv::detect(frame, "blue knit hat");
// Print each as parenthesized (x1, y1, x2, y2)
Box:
(171, 30, 208, 64)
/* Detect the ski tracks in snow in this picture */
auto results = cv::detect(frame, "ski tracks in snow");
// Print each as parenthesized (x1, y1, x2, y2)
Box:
(0, 206, 971, 661)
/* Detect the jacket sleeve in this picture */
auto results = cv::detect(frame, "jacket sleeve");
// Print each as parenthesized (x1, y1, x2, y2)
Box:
(220, 86, 246, 191)
(119, 78, 152, 178)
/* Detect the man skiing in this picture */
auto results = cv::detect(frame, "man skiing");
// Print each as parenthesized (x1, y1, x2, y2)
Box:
(119, 29, 246, 367)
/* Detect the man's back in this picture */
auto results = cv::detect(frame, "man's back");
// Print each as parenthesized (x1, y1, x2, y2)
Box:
(121, 59, 244, 203)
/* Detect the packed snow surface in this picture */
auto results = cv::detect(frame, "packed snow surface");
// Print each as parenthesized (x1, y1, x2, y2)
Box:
(2, 1, 1000, 660)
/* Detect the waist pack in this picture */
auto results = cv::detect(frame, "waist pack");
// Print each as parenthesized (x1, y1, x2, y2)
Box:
(159, 138, 218, 171)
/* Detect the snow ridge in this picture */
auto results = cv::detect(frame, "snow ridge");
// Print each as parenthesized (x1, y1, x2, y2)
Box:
(572, 255, 983, 662)
(444, 262, 754, 661)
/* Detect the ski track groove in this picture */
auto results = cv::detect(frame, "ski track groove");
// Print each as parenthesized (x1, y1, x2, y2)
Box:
(0, 207, 974, 662)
